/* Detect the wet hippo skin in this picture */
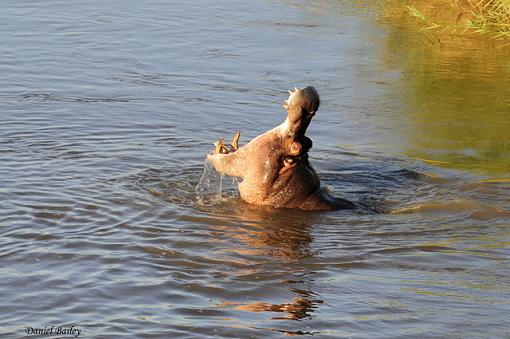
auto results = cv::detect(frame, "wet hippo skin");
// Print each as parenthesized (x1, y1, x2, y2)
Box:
(207, 86, 355, 211)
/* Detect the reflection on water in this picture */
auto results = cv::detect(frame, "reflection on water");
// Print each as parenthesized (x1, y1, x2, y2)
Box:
(1, 0, 509, 338)
(208, 205, 322, 324)
(233, 297, 322, 321)
(377, 0, 510, 175)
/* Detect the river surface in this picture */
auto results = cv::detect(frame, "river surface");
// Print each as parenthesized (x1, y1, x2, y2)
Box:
(1, 0, 509, 338)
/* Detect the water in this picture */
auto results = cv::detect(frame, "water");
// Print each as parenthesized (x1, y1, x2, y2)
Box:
(1, 0, 509, 338)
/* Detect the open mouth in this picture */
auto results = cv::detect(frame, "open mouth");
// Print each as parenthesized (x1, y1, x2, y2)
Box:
(213, 130, 240, 154)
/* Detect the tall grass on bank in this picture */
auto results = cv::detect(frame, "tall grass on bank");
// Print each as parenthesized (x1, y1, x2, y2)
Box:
(408, 0, 510, 44)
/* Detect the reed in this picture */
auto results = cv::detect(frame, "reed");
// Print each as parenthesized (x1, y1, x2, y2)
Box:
(408, 0, 510, 44)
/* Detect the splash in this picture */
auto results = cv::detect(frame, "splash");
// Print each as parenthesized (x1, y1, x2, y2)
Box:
(195, 160, 240, 202)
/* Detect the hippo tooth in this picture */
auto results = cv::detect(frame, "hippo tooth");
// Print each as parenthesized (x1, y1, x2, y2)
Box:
(214, 138, 223, 147)
(230, 130, 240, 150)
(214, 138, 225, 154)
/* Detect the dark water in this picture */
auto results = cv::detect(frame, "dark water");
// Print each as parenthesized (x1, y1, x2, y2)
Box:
(1, 0, 509, 338)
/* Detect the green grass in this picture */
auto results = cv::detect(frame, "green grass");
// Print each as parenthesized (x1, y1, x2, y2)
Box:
(408, 0, 510, 44)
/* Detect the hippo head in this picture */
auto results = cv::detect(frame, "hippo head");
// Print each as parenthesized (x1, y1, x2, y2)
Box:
(283, 86, 320, 139)
(207, 86, 353, 211)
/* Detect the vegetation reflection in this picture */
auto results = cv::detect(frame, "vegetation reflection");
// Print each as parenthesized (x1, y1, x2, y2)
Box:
(372, 0, 510, 175)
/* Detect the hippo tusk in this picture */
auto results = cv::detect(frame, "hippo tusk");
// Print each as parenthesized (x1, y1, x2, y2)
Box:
(214, 138, 224, 153)
(214, 138, 230, 154)
(230, 130, 240, 150)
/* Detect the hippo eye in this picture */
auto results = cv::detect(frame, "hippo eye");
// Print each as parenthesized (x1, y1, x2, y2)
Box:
(284, 158, 294, 166)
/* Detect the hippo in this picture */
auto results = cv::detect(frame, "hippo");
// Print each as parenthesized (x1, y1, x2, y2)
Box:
(207, 86, 355, 211)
